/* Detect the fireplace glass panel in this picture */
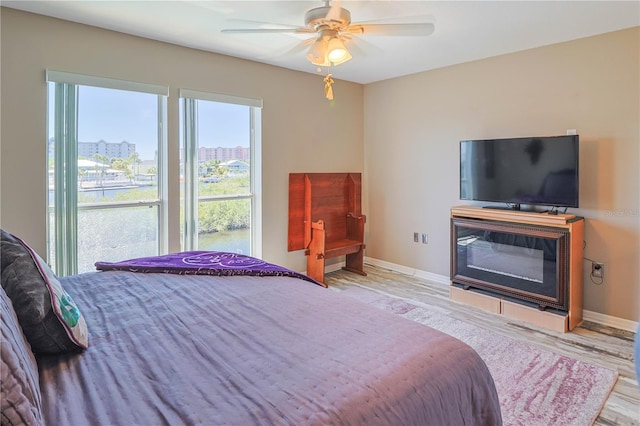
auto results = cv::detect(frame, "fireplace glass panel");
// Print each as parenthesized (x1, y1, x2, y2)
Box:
(453, 220, 568, 307)
(467, 239, 544, 284)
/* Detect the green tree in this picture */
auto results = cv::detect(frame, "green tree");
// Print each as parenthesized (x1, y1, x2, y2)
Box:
(129, 152, 141, 183)
(78, 168, 87, 188)
(93, 154, 109, 187)
(198, 199, 250, 234)
(111, 158, 134, 183)
(200, 160, 227, 179)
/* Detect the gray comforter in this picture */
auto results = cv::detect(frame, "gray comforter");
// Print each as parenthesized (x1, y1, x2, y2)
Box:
(37, 271, 502, 425)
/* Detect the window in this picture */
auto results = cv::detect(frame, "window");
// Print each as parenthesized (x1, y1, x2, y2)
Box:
(180, 90, 262, 257)
(46, 71, 168, 275)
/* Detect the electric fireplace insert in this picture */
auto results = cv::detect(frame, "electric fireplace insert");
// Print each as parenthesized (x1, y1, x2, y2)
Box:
(451, 217, 570, 312)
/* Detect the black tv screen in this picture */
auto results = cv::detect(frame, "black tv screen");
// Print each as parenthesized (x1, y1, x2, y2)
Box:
(460, 135, 579, 208)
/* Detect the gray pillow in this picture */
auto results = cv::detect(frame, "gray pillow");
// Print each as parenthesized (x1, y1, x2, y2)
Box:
(0, 230, 88, 354)
(1, 285, 43, 426)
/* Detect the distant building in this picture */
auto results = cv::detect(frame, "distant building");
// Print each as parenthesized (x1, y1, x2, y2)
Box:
(221, 160, 249, 174)
(78, 140, 136, 159)
(196, 146, 250, 162)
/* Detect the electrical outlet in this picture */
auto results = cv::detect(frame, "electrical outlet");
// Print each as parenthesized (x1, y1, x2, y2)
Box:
(591, 262, 604, 279)
(422, 233, 428, 244)
(413, 232, 419, 243)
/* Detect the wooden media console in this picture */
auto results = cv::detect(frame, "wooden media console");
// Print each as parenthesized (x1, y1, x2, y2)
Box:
(450, 206, 584, 332)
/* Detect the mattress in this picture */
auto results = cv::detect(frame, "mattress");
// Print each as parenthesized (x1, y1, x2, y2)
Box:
(37, 271, 502, 425)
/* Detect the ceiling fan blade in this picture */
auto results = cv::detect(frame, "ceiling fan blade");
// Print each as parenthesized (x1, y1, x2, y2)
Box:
(276, 38, 315, 58)
(224, 17, 298, 27)
(345, 23, 435, 36)
(340, 37, 365, 58)
(341, 35, 383, 56)
(222, 27, 316, 34)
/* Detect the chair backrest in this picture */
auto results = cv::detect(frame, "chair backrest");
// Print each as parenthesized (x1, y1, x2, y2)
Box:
(288, 173, 362, 251)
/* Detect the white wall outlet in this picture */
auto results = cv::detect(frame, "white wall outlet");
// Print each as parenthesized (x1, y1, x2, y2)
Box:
(591, 262, 604, 279)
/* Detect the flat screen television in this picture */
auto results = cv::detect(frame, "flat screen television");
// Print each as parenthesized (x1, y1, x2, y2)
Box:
(460, 135, 579, 209)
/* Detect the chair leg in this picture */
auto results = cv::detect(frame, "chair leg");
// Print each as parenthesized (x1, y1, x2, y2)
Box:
(306, 252, 326, 284)
(343, 249, 366, 276)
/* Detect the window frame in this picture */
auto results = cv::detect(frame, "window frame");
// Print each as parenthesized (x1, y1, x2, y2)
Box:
(46, 70, 169, 275)
(179, 89, 262, 258)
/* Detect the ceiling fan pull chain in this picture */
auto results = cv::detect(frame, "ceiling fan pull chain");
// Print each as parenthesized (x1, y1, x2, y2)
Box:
(324, 73, 334, 100)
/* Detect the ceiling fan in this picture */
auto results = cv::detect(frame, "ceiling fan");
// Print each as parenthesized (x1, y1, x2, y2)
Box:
(221, 1, 435, 68)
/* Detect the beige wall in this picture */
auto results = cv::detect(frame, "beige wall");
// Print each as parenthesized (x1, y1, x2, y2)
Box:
(0, 8, 364, 273)
(2, 8, 638, 322)
(364, 27, 639, 322)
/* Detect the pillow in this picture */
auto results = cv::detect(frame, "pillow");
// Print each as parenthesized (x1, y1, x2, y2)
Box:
(1, 285, 43, 426)
(0, 230, 88, 354)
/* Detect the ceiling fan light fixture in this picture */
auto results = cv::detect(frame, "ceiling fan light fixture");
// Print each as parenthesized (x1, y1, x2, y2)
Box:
(306, 28, 352, 68)
(223, 2, 437, 72)
(327, 36, 351, 65)
(306, 37, 330, 66)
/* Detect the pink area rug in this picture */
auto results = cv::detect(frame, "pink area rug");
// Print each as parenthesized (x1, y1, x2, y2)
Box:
(340, 286, 619, 426)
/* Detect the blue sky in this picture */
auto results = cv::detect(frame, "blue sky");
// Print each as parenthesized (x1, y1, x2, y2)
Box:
(50, 85, 250, 161)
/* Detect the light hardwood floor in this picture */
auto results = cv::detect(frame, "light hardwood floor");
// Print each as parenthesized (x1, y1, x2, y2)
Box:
(324, 265, 640, 426)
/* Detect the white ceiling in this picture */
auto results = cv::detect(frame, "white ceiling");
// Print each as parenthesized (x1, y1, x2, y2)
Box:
(3, 1, 639, 84)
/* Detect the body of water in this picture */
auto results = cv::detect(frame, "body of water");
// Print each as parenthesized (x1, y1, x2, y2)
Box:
(49, 184, 155, 203)
(198, 228, 251, 254)
(56, 205, 250, 273)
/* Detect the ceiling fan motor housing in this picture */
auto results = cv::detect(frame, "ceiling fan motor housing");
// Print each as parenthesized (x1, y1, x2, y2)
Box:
(305, 6, 351, 30)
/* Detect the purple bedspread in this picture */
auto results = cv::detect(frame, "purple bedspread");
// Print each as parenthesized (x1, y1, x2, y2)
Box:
(38, 272, 502, 425)
(95, 251, 324, 287)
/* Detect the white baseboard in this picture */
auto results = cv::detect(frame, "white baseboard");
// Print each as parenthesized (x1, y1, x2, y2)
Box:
(324, 262, 345, 274)
(364, 257, 450, 286)
(364, 257, 639, 333)
(583, 310, 638, 333)
(299, 261, 345, 276)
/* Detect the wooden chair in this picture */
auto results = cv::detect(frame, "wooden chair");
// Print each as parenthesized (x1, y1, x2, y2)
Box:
(288, 173, 366, 285)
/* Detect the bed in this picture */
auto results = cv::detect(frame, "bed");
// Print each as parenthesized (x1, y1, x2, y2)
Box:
(1, 229, 502, 426)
